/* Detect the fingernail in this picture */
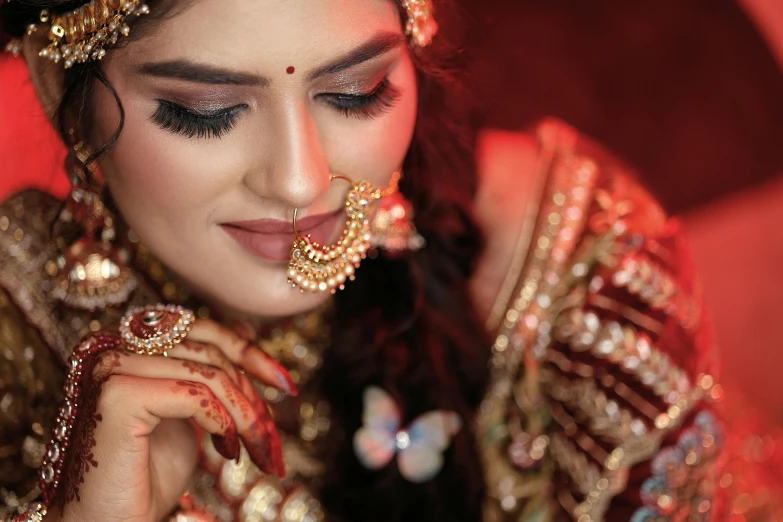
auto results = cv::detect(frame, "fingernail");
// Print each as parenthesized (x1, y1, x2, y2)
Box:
(213, 427, 240, 462)
(246, 442, 277, 477)
(267, 426, 286, 478)
(277, 449, 287, 479)
(243, 347, 299, 396)
(274, 366, 299, 397)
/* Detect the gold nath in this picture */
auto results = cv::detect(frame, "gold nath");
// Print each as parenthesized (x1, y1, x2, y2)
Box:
(22, 0, 436, 68)
(287, 175, 381, 294)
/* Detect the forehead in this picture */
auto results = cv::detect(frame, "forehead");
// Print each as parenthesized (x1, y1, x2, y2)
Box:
(128, 0, 403, 69)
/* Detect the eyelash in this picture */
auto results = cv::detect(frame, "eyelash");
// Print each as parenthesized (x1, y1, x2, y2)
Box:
(151, 100, 246, 139)
(152, 78, 402, 139)
(320, 78, 402, 120)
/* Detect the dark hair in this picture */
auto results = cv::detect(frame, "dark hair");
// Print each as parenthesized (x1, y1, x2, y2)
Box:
(1, 2, 491, 521)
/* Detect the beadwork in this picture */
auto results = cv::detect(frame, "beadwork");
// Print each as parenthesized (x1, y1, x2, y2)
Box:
(402, 0, 439, 48)
(37, 0, 150, 69)
(119, 303, 195, 356)
(287, 178, 379, 294)
(21, 0, 437, 69)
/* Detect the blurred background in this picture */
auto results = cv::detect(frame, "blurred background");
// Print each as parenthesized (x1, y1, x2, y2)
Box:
(1, 0, 782, 421)
(456, 0, 783, 425)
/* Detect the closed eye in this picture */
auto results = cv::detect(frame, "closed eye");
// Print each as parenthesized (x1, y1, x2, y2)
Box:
(151, 99, 248, 139)
(318, 78, 402, 120)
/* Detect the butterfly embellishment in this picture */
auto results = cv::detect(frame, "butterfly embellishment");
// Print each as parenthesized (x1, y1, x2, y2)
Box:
(352, 386, 462, 483)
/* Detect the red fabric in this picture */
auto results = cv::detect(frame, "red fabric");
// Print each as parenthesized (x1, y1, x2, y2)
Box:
(0, 55, 68, 201)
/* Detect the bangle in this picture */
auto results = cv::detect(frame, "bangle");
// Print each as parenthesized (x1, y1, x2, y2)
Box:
(14, 334, 121, 522)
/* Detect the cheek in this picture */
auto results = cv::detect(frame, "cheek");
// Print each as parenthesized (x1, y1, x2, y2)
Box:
(321, 63, 418, 185)
(91, 82, 248, 234)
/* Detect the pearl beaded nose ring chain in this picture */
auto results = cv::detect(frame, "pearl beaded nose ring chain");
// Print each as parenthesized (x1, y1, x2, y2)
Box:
(287, 175, 382, 294)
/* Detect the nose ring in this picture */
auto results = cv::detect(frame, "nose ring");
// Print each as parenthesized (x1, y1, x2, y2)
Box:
(287, 174, 381, 293)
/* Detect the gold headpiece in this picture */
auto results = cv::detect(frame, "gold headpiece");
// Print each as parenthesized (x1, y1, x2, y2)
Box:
(5, 0, 437, 67)
(36, 0, 150, 69)
(402, 0, 439, 48)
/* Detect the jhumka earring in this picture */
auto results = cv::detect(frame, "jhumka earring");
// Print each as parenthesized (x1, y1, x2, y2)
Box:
(369, 171, 425, 255)
(287, 175, 379, 294)
(50, 140, 137, 311)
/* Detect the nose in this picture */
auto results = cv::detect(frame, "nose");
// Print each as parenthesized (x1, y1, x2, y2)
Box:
(243, 100, 331, 211)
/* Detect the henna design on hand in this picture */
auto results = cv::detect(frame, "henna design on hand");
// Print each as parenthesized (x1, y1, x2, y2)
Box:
(230, 321, 257, 342)
(244, 419, 277, 474)
(172, 380, 239, 461)
(236, 372, 285, 478)
(46, 338, 123, 508)
(182, 359, 217, 380)
(62, 372, 108, 503)
(221, 377, 251, 418)
(182, 340, 207, 353)
(172, 381, 226, 427)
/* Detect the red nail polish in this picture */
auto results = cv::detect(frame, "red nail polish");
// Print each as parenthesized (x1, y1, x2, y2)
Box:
(274, 366, 299, 396)
(213, 429, 240, 462)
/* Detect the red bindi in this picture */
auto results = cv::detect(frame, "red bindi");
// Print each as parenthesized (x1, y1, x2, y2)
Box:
(286, 66, 295, 75)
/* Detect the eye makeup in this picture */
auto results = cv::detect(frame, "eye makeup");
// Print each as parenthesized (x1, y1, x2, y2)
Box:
(151, 99, 248, 139)
(317, 77, 402, 120)
(151, 74, 403, 139)
(148, 48, 404, 139)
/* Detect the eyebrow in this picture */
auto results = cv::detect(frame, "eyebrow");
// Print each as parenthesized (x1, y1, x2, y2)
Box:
(136, 31, 405, 87)
(137, 60, 269, 86)
(306, 31, 405, 80)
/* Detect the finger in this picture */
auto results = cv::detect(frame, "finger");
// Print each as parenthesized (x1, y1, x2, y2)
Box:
(230, 321, 257, 342)
(95, 351, 284, 477)
(169, 340, 242, 385)
(187, 319, 298, 396)
(168, 340, 264, 430)
(234, 370, 285, 477)
(97, 375, 239, 462)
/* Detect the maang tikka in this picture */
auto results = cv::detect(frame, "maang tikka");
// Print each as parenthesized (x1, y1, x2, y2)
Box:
(287, 171, 424, 294)
(50, 140, 137, 311)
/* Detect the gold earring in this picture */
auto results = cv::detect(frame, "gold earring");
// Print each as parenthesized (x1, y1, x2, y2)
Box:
(3, 38, 23, 57)
(50, 140, 137, 310)
(369, 171, 425, 254)
(287, 175, 380, 293)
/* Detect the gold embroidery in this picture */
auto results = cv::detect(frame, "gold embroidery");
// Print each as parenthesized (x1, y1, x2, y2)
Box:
(599, 248, 701, 333)
(555, 306, 693, 407)
(479, 120, 600, 521)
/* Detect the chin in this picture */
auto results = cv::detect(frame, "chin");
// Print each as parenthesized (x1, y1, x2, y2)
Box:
(212, 273, 335, 319)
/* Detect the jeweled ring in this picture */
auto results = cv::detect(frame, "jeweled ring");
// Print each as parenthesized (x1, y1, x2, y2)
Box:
(119, 304, 195, 356)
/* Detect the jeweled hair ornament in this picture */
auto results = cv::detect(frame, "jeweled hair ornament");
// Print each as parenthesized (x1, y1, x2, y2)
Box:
(402, 0, 439, 48)
(36, 0, 150, 69)
(4, 0, 438, 65)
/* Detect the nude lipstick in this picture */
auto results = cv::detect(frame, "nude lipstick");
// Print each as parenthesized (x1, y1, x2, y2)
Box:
(221, 209, 344, 263)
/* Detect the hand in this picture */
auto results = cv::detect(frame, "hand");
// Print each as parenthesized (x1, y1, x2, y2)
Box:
(48, 318, 296, 522)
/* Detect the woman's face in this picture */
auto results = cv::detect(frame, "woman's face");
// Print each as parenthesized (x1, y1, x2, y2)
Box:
(90, 0, 418, 318)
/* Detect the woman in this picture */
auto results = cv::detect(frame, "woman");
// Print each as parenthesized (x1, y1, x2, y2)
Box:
(0, 1, 778, 521)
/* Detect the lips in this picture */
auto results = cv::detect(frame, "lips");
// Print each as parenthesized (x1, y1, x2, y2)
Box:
(221, 208, 345, 263)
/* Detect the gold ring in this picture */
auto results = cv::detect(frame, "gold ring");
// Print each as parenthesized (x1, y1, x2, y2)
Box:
(119, 304, 195, 356)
